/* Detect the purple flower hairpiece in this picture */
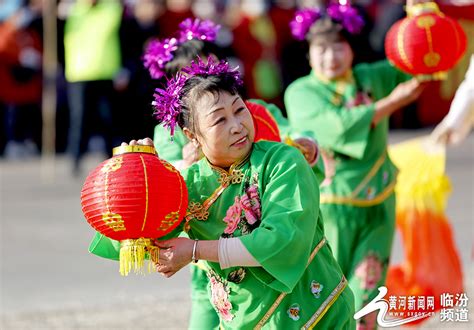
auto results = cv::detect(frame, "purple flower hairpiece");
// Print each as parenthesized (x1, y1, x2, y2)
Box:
(290, 8, 321, 41)
(326, 4, 364, 34)
(143, 18, 221, 80)
(152, 74, 187, 136)
(290, 4, 364, 40)
(143, 37, 179, 79)
(152, 57, 242, 136)
(178, 18, 221, 43)
(182, 56, 242, 86)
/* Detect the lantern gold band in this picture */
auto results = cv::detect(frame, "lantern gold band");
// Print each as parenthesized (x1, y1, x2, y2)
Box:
(120, 237, 155, 249)
(407, 2, 440, 17)
(112, 145, 157, 156)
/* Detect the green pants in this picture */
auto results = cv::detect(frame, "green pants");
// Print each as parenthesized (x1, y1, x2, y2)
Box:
(321, 193, 396, 330)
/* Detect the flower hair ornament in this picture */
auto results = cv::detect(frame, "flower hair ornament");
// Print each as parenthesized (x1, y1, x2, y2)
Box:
(152, 57, 242, 137)
(143, 18, 221, 79)
(290, 2, 364, 41)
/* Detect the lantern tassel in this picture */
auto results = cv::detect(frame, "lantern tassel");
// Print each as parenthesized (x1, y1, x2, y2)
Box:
(119, 238, 157, 276)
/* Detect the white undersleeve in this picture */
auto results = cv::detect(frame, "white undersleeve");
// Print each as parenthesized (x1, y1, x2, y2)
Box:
(218, 237, 260, 269)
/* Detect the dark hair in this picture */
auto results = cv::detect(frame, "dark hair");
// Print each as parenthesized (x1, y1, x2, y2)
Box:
(306, 17, 354, 48)
(164, 40, 222, 77)
(177, 73, 242, 134)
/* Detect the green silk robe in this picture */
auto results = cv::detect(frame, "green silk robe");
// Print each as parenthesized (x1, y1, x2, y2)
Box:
(89, 141, 354, 329)
(152, 99, 294, 329)
(285, 61, 411, 203)
(284, 60, 410, 328)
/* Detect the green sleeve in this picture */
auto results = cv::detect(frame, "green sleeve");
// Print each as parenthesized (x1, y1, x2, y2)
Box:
(153, 125, 188, 164)
(354, 60, 412, 100)
(285, 80, 375, 159)
(248, 98, 292, 138)
(239, 144, 321, 293)
(88, 232, 120, 261)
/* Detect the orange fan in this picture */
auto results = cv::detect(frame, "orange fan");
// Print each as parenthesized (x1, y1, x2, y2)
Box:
(386, 138, 463, 325)
(81, 145, 188, 275)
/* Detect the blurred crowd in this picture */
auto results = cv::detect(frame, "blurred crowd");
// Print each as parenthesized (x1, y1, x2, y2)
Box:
(0, 0, 471, 172)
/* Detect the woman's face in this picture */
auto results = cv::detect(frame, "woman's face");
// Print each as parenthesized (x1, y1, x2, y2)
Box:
(189, 91, 255, 168)
(309, 40, 354, 80)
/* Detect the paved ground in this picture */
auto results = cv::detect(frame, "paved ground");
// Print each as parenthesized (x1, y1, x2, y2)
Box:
(0, 130, 472, 329)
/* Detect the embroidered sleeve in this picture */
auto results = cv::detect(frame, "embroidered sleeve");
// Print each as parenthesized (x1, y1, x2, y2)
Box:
(239, 144, 323, 293)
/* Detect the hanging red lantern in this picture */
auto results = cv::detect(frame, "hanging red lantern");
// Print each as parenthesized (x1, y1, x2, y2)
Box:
(385, 2, 467, 80)
(81, 145, 188, 276)
(246, 101, 281, 142)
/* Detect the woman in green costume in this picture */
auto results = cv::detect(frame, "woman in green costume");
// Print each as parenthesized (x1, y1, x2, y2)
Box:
(284, 3, 425, 329)
(142, 19, 320, 329)
(91, 57, 355, 329)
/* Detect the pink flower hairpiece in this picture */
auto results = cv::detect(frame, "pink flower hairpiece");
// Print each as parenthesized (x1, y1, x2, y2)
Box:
(152, 57, 242, 137)
(143, 18, 221, 80)
(290, 4, 364, 41)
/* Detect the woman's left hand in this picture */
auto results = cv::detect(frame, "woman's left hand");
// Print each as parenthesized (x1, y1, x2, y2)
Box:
(153, 237, 194, 278)
(294, 137, 318, 165)
(122, 137, 154, 147)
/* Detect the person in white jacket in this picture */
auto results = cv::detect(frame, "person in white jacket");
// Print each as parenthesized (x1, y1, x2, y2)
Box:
(432, 54, 474, 145)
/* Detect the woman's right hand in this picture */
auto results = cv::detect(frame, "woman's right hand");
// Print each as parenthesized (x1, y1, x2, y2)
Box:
(373, 78, 426, 125)
(121, 137, 154, 147)
(387, 78, 426, 109)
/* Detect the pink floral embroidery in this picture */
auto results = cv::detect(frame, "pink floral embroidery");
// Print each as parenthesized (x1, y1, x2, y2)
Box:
(209, 275, 234, 322)
(223, 196, 242, 234)
(240, 185, 261, 225)
(320, 149, 335, 186)
(247, 185, 261, 218)
(355, 253, 383, 290)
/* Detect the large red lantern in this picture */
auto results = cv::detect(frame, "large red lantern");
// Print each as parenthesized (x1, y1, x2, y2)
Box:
(81, 145, 188, 275)
(385, 2, 467, 80)
(246, 101, 281, 142)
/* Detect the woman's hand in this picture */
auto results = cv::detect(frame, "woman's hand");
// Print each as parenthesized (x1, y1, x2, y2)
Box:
(121, 137, 154, 147)
(293, 137, 318, 165)
(373, 78, 427, 125)
(153, 237, 194, 278)
(387, 78, 426, 108)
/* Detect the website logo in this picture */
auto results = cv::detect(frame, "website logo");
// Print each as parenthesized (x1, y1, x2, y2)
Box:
(354, 286, 469, 327)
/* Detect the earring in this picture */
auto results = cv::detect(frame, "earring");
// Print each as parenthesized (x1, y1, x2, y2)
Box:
(192, 139, 200, 148)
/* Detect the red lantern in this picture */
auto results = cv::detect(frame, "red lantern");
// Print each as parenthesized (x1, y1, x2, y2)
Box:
(246, 101, 281, 142)
(385, 2, 467, 80)
(81, 145, 188, 275)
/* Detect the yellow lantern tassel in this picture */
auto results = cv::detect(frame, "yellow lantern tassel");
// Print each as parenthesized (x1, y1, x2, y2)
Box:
(119, 238, 157, 276)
